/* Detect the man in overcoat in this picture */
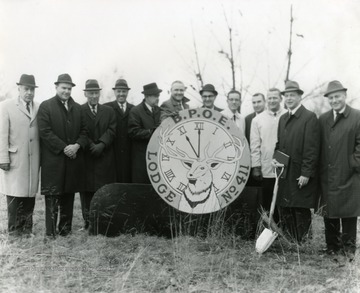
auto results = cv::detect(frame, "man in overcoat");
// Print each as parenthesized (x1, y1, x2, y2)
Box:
(80, 79, 116, 229)
(274, 80, 320, 243)
(160, 80, 190, 122)
(0, 74, 40, 237)
(104, 79, 134, 183)
(37, 73, 88, 238)
(319, 80, 360, 260)
(128, 83, 162, 183)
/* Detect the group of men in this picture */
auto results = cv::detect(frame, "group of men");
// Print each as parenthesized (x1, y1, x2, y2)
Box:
(0, 73, 359, 261)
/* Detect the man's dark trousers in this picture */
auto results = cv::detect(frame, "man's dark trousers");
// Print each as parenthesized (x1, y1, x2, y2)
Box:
(45, 193, 75, 236)
(7, 195, 35, 235)
(324, 217, 357, 253)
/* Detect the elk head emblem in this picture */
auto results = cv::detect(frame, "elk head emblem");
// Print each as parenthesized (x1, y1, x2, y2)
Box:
(159, 126, 245, 213)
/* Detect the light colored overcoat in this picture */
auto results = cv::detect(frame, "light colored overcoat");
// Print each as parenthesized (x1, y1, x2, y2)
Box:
(0, 98, 40, 197)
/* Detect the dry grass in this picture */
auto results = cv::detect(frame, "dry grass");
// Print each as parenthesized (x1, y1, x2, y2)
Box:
(0, 195, 359, 292)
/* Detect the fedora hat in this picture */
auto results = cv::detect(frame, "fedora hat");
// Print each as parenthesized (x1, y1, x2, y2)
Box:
(83, 79, 102, 91)
(16, 74, 38, 88)
(200, 84, 218, 95)
(142, 83, 162, 95)
(113, 79, 131, 90)
(54, 73, 76, 87)
(281, 80, 304, 95)
(324, 80, 347, 97)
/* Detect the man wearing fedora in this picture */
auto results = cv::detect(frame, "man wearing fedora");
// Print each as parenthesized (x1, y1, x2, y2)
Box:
(318, 81, 360, 260)
(128, 82, 162, 183)
(80, 79, 116, 230)
(160, 80, 190, 122)
(273, 80, 320, 243)
(38, 73, 88, 238)
(0, 74, 40, 238)
(104, 79, 134, 183)
(200, 84, 223, 112)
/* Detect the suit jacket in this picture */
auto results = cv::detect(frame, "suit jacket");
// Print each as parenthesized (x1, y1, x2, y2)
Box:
(81, 103, 116, 192)
(245, 112, 256, 143)
(37, 95, 88, 195)
(160, 96, 190, 122)
(0, 98, 40, 197)
(319, 106, 360, 217)
(275, 105, 320, 208)
(128, 100, 161, 183)
(104, 101, 134, 183)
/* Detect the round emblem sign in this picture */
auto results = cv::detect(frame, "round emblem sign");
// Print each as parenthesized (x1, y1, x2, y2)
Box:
(146, 108, 250, 214)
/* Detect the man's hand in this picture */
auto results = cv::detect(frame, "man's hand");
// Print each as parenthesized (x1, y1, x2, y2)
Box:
(64, 143, 80, 158)
(297, 176, 309, 189)
(252, 166, 263, 181)
(90, 142, 105, 157)
(0, 163, 10, 171)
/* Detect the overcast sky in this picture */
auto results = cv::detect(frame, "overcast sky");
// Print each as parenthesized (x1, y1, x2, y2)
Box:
(1, 0, 359, 114)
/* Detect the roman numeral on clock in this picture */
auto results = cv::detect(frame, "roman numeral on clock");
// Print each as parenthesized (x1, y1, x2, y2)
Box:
(177, 182, 187, 192)
(177, 126, 187, 135)
(166, 138, 175, 146)
(221, 172, 231, 181)
(161, 153, 170, 161)
(164, 169, 176, 182)
(194, 122, 204, 130)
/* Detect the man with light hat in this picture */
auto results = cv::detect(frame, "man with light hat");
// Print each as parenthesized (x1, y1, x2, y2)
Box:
(318, 80, 360, 261)
(38, 73, 88, 239)
(80, 79, 116, 230)
(104, 79, 134, 183)
(128, 82, 162, 183)
(0, 74, 40, 238)
(273, 80, 320, 243)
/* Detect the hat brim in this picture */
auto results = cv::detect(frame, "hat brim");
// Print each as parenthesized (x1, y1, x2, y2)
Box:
(142, 89, 162, 95)
(16, 82, 38, 88)
(281, 89, 304, 95)
(54, 81, 76, 87)
(83, 88, 102, 91)
(200, 89, 218, 96)
(324, 88, 347, 97)
(112, 87, 131, 90)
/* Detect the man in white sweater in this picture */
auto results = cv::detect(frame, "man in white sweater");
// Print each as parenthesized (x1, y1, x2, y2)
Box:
(250, 88, 286, 214)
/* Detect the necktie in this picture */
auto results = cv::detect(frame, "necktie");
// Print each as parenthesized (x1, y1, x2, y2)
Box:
(26, 102, 31, 113)
(63, 101, 68, 111)
(334, 112, 342, 124)
(91, 105, 97, 116)
(120, 103, 124, 114)
(233, 115, 236, 122)
(274, 112, 277, 117)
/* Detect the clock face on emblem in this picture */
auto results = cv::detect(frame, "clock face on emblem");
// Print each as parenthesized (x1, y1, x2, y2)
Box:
(147, 108, 250, 214)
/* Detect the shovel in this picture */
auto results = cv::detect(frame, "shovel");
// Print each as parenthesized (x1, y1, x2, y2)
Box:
(255, 167, 284, 254)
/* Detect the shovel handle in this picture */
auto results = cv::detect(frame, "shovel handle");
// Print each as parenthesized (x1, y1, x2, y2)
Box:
(268, 167, 284, 226)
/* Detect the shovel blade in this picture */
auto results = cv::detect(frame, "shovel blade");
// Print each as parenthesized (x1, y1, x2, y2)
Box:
(255, 228, 278, 254)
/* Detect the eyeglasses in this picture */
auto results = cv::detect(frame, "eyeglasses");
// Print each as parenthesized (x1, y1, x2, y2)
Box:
(228, 99, 241, 102)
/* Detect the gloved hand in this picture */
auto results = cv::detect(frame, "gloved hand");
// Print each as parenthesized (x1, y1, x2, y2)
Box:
(90, 142, 105, 157)
(0, 163, 10, 171)
(252, 166, 263, 181)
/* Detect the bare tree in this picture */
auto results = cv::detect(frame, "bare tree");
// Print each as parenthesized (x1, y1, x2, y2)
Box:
(285, 5, 293, 83)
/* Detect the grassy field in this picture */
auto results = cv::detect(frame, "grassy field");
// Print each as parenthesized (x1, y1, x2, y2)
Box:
(0, 194, 359, 293)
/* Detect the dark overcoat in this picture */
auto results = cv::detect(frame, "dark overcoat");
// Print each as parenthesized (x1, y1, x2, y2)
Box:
(81, 103, 117, 192)
(37, 96, 88, 195)
(275, 105, 320, 208)
(245, 112, 256, 143)
(319, 106, 360, 218)
(104, 101, 134, 183)
(128, 100, 161, 183)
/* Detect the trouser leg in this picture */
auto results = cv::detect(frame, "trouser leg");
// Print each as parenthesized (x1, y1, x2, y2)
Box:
(45, 195, 59, 237)
(58, 193, 75, 236)
(279, 207, 296, 240)
(341, 217, 357, 254)
(80, 192, 94, 229)
(20, 197, 35, 234)
(324, 217, 341, 251)
(7, 195, 21, 235)
(293, 207, 311, 243)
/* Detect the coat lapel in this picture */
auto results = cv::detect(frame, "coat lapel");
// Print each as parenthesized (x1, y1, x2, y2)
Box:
(16, 98, 31, 119)
(95, 104, 103, 125)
